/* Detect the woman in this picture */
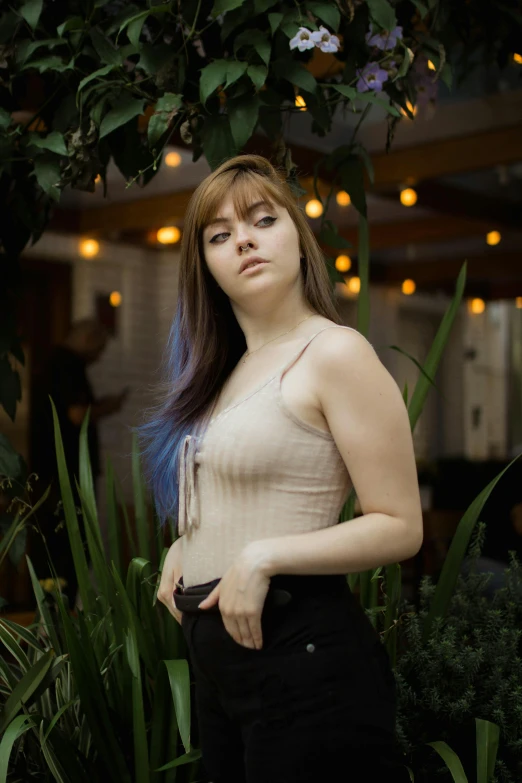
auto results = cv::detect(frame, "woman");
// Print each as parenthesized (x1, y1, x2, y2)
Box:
(138, 154, 422, 783)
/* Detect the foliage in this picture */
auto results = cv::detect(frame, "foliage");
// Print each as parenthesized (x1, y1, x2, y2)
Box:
(395, 523, 522, 783)
(1, 0, 521, 433)
(0, 409, 200, 782)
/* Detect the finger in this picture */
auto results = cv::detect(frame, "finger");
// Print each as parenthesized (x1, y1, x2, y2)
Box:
(247, 616, 263, 650)
(236, 615, 256, 649)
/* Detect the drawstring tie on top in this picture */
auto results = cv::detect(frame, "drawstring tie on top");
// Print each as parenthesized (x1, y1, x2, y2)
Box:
(178, 434, 200, 535)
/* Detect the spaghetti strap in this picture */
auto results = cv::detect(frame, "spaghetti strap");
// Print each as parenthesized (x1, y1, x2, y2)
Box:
(278, 324, 357, 378)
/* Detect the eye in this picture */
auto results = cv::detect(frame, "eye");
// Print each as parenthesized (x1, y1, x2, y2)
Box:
(209, 215, 277, 244)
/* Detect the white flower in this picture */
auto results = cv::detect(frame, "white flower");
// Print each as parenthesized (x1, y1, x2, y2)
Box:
(310, 25, 340, 53)
(289, 26, 316, 52)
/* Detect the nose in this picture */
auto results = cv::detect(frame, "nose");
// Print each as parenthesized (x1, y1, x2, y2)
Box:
(236, 233, 255, 253)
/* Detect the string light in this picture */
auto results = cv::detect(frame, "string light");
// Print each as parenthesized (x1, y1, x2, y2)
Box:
(486, 230, 501, 246)
(336, 191, 351, 207)
(513, 53, 522, 64)
(94, 174, 101, 184)
(110, 291, 122, 307)
(305, 199, 323, 218)
(400, 100, 417, 117)
(157, 226, 181, 244)
(402, 279, 416, 295)
(347, 276, 361, 294)
(400, 187, 417, 207)
(516, 297, 522, 309)
(335, 255, 351, 272)
(427, 60, 436, 70)
(295, 95, 307, 111)
(468, 298, 486, 315)
(165, 152, 182, 167)
(79, 239, 100, 258)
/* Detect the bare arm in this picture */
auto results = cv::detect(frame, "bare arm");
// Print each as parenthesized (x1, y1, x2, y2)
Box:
(157, 537, 184, 624)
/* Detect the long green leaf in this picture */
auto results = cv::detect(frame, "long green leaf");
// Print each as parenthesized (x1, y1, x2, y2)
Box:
(125, 628, 149, 782)
(105, 456, 123, 578)
(356, 214, 370, 337)
(0, 650, 54, 734)
(426, 741, 468, 782)
(55, 594, 132, 782)
(0, 714, 35, 783)
(132, 433, 151, 560)
(0, 484, 51, 565)
(49, 397, 96, 617)
(0, 621, 31, 672)
(423, 454, 521, 642)
(408, 263, 466, 431)
(476, 718, 500, 783)
(26, 556, 62, 654)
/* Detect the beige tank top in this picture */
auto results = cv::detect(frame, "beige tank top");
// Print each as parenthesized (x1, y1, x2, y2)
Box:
(180, 325, 354, 587)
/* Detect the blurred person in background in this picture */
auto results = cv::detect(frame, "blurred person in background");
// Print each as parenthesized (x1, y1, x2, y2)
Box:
(30, 318, 129, 607)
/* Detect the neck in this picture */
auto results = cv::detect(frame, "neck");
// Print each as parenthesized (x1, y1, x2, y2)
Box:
(233, 306, 318, 355)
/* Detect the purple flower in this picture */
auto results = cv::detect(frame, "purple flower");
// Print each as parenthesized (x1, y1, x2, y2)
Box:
(355, 62, 389, 93)
(365, 25, 403, 51)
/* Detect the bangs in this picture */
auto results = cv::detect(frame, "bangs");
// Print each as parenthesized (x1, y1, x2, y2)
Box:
(198, 169, 286, 236)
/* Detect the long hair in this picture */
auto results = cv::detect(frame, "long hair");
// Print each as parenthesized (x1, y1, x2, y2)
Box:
(136, 154, 343, 535)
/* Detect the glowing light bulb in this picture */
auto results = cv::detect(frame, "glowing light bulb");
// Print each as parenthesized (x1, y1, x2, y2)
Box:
(165, 151, 182, 167)
(486, 230, 501, 246)
(513, 53, 522, 65)
(336, 191, 351, 207)
(516, 297, 522, 309)
(347, 276, 361, 294)
(157, 226, 181, 244)
(79, 239, 100, 258)
(305, 199, 323, 218)
(468, 298, 486, 315)
(110, 291, 122, 307)
(427, 60, 436, 70)
(400, 100, 417, 117)
(95, 174, 102, 184)
(295, 95, 307, 111)
(335, 255, 352, 272)
(400, 187, 417, 207)
(402, 279, 416, 295)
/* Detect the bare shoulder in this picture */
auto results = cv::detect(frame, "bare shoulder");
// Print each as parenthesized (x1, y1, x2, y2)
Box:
(310, 324, 377, 365)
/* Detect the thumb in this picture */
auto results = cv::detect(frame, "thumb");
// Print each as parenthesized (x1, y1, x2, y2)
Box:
(198, 584, 220, 609)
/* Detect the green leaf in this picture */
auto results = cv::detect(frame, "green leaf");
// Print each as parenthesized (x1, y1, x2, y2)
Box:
(147, 93, 183, 148)
(247, 64, 268, 91)
(0, 714, 35, 782)
(228, 94, 260, 150)
(199, 59, 228, 105)
(0, 650, 54, 734)
(132, 434, 150, 561)
(356, 214, 370, 337)
(211, 0, 243, 17)
(16, 38, 67, 65)
(366, 0, 397, 30)
(0, 108, 11, 129)
(333, 84, 401, 116)
(476, 718, 500, 783)
(0, 434, 23, 479)
(90, 27, 123, 66)
(26, 130, 68, 156)
(273, 59, 317, 93)
(410, 0, 429, 17)
(439, 62, 452, 89)
(99, 95, 146, 139)
(224, 60, 248, 89)
(425, 741, 469, 782)
(254, 0, 279, 11)
(105, 457, 123, 578)
(268, 12, 283, 35)
(33, 158, 61, 201)
(125, 628, 149, 782)
(234, 30, 271, 67)
(305, 2, 341, 31)
(78, 64, 115, 93)
(339, 157, 366, 218)
(57, 16, 84, 36)
(21, 55, 72, 73)
(201, 114, 237, 170)
(19, 0, 43, 30)
(389, 346, 439, 391)
(319, 222, 351, 249)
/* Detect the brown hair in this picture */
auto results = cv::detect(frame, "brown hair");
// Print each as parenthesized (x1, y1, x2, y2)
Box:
(137, 154, 343, 528)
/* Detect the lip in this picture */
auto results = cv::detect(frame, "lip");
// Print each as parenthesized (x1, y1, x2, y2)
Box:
(239, 256, 269, 274)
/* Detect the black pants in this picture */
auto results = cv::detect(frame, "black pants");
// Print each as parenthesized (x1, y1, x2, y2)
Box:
(181, 573, 409, 783)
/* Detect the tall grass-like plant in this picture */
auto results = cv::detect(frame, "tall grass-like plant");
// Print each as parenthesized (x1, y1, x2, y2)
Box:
(0, 405, 202, 782)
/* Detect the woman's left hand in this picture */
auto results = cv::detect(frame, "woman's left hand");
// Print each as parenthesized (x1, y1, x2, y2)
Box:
(197, 542, 272, 649)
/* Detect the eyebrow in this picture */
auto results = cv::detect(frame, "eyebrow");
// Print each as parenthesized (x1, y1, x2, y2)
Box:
(203, 200, 274, 231)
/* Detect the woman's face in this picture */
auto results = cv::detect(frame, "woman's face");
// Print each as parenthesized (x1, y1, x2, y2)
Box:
(201, 192, 303, 299)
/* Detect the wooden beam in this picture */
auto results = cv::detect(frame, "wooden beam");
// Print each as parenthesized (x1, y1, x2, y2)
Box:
(373, 253, 522, 286)
(377, 180, 522, 231)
